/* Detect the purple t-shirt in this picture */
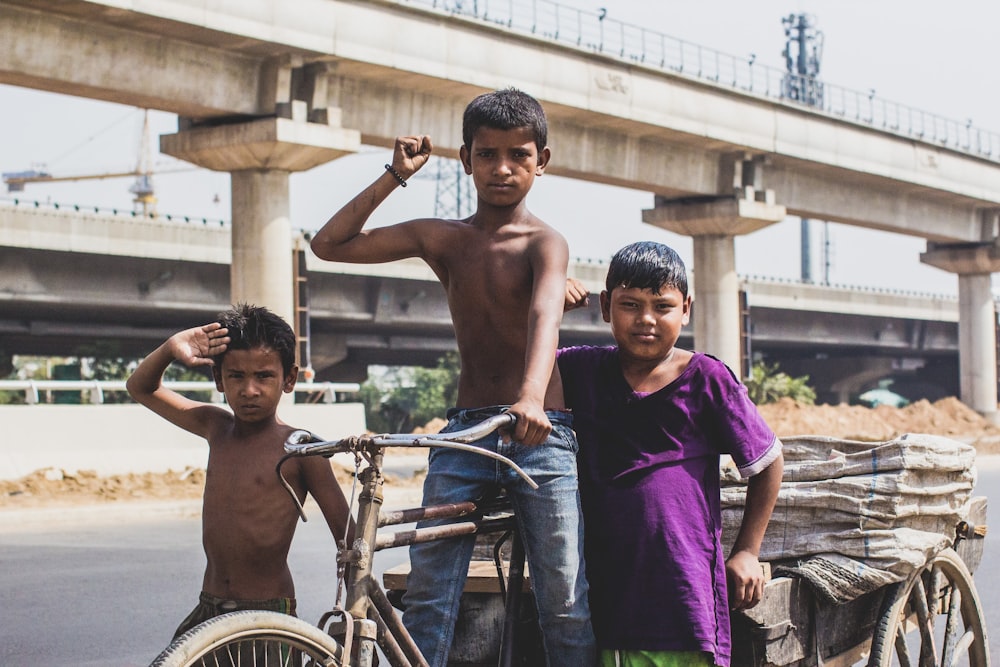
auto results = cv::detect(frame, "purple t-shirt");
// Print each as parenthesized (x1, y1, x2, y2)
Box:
(558, 346, 779, 666)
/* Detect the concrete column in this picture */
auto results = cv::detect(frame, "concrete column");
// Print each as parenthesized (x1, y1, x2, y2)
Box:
(921, 240, 1000, 422)
(958, 273, 998, 419)
(160, 111, 360, 326)
(642, 170, 786, 379)
(692, 235, 741, 373)
(230, 170, 294, 323)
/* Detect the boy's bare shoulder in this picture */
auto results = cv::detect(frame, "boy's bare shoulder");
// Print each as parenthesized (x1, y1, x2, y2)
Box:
(525, 217, 569, 258)
(179, 402, 235, 445)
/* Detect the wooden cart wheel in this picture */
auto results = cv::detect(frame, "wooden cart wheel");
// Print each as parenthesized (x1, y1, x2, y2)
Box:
(868, 547, 990, 667)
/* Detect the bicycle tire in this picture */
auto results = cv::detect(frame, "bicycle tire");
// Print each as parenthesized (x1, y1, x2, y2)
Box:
(148, 610, 345, 667)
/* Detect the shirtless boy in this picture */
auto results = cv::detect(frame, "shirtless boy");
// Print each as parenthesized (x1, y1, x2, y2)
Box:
(311, 88, 595, 666)
(126, 303, 353, 639)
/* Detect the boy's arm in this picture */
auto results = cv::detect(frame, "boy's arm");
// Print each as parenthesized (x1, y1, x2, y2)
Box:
(301, 457, 356, 548)
(510, 232, 570, 445)
(125, 323, 231, 439)
(311, 135, 433, 263)
(726, 444, 784, 610)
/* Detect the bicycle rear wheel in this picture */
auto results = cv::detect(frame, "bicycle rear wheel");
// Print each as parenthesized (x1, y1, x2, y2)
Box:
(149, 610, 344, 667)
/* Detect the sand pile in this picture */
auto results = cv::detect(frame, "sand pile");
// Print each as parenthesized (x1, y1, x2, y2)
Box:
(4, 398, 999, 509)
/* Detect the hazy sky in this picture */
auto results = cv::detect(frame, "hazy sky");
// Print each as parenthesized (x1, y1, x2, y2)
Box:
(2, 0, 998, 295)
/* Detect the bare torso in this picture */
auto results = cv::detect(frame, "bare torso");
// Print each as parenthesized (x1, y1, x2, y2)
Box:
(423, 214, 566, 410)
(200, 421, 306, 600)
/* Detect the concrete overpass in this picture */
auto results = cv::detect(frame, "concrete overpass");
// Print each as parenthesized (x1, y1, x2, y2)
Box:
(0, 200, 971, 404)
(2, 0, 999, 415)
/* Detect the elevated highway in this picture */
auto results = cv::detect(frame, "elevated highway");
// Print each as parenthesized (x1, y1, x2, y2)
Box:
(0, 200, 969, 403)
(2, 0, 998, 414)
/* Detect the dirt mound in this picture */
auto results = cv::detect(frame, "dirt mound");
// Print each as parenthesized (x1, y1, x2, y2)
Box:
(1, 467, 208, 509)
(0, 460, 362, 511)
(4, 398, 999, 510)
(759, 397, 1000, 453)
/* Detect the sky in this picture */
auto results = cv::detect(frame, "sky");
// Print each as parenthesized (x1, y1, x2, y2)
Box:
(2, 0, 999, 296)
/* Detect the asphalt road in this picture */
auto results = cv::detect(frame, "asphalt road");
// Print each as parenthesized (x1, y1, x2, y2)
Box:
(0, 500, 411, 667)
(3, 465, 998, 667)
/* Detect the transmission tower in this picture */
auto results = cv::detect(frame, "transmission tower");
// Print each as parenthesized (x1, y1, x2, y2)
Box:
(782, 13, 824, 109)
(432, 157, 475, 219)
(783, 14, 831, 283)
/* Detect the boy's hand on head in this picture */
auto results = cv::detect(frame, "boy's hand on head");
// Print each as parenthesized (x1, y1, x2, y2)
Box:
(564, 277, 590, 311)
(726, 550, 766, 611)
(168, 323, 230, 367)
(392, 135, 433, 179)
(507, 399, 552, 447)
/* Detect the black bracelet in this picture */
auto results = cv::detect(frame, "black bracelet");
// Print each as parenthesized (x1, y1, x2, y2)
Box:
(384, 163, 407, 187)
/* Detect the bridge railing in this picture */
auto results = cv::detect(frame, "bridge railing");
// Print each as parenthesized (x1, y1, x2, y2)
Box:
(396, 0, 1000, 162)
(0, 195, 228, 226)
(0, 380, 360, 405)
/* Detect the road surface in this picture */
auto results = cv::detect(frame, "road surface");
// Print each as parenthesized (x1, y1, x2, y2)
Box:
(2, 464, 997, 666)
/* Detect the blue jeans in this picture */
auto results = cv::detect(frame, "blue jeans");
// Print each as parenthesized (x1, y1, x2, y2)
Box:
(401, 407, 596, 667)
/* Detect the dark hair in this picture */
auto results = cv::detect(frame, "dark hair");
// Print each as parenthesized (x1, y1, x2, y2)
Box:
(462, 87, 548, 151)
(214, 303, 296, 375)
(606, 241, 689, 299)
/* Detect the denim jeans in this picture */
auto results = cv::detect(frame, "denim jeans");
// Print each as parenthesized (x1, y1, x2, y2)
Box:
(401, 406, 596, 667)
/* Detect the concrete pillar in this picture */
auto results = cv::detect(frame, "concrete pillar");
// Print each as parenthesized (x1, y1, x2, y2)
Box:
(160, 109, 360, 326)
(957, 273, 997, 419)
(642, 157, 786, 378)
(921, 240, 1000, 422)
(230, 170, 294, 323)
(692, 235, 741, 373)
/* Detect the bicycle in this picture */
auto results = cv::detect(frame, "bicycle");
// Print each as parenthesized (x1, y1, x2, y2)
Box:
(149, 412, 541, 667)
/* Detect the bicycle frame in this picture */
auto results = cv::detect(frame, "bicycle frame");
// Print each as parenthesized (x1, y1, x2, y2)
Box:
(279, 412, 534, 667)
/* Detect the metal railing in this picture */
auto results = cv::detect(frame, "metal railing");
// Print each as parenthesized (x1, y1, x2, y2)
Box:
(0, 195, 228, 227)
(0, 380, 361, 405)
(393, 0, 1000, 162)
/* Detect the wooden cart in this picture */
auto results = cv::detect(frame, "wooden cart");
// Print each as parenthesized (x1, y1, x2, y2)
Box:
(731, 495, 989, 667)
(385, 435, 990, 667)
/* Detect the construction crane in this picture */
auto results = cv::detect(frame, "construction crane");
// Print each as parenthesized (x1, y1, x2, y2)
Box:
(2, 109, 164, 215)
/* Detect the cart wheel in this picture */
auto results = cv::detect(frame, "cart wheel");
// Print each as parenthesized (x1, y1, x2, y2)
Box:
(868, 548, 990, 667)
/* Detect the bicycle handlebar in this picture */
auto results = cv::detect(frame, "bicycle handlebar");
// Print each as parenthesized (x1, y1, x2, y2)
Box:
(283, 412, 538, 489)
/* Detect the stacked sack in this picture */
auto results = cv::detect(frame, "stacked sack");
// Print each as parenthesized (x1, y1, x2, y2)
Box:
(721, 434, 976, 603)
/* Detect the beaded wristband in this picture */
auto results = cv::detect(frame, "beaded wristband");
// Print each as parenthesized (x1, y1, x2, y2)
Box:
(384, 163, 408, 187)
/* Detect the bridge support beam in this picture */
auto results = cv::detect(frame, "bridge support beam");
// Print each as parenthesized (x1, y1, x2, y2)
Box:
(921, 239, 1000, 422)
(642, 156, 786, 378)
(160, 97, 360, 327)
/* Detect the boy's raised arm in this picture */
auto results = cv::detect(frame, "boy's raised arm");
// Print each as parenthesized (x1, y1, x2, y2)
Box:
(126, 323, 231, 438)
(311, 135, 433, 263)
(509, 231, 570, 445)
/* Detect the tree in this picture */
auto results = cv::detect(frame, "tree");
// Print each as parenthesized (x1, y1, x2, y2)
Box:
(744, 361, 816, 405)
(359, 352, 461, 432)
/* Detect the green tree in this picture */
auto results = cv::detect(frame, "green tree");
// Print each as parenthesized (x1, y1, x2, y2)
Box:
(358, 352, 461, 432)
(744, 361, 816, 405)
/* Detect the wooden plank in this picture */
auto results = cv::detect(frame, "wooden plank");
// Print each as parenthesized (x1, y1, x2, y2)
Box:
(383, 559, 531, 594)
(954, 495, 987, 574)
(732, 571, 888, 667)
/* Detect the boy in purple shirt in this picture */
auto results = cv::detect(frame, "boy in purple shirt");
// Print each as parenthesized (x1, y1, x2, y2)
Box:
(559, 241, 784, 667)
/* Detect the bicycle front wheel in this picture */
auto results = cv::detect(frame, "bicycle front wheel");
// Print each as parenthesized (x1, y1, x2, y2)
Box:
(149, 610, 344, 667)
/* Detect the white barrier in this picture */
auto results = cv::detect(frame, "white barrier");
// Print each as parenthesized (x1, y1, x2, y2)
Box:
(0, 402, 367, 480)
